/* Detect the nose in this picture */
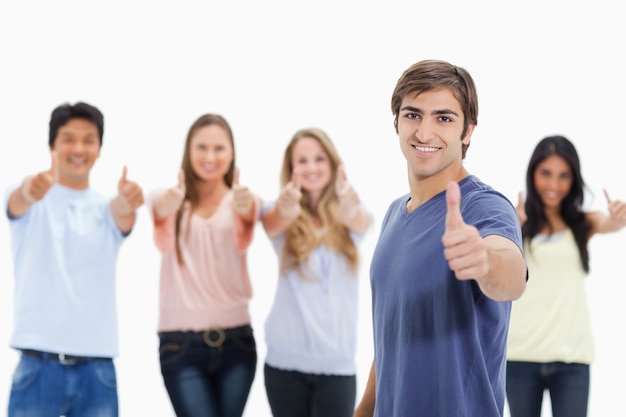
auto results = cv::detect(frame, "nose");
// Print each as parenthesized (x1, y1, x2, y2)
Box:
(546, 176, 562, 190)
(203, 149, 216, 161)
(70, 141, 85, 153)
(415, 119, 436, 143)
(300, 160, 315, 171)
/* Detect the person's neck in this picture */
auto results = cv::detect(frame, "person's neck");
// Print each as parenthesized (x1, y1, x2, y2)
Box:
(196, 179, 229, 201)
(406, 167, 469, 212)
(542, 207, 567, 233)
(57, 178, 89, 190)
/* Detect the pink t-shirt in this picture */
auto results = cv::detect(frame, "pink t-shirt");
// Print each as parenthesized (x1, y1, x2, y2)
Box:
(150, 190, 260, 331)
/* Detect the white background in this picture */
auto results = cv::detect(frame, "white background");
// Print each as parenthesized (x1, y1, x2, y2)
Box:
(1, 1, 625, 416)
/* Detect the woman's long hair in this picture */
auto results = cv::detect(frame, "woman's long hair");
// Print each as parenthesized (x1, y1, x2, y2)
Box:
(523, 135, 591, 272)
(279, 128, 358, 278)
(175, 114, 236, 264)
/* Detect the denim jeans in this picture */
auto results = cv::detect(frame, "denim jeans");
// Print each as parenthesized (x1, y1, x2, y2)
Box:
(159, 325, 257, 417)
(8, 351, 118, 417)
(264, 364, 356, 417)
(506, 361, 590, 417)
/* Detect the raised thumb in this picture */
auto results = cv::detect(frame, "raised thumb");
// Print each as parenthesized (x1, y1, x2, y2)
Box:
(445, 181, 463, 231)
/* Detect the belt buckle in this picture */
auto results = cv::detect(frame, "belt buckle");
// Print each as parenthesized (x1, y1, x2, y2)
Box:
(203, 329, 226, 348)
(58, 354, 78, 366)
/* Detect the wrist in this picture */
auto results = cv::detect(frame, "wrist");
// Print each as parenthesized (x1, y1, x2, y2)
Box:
(20, 176, 35, 204)
(111, 195, 134, 216)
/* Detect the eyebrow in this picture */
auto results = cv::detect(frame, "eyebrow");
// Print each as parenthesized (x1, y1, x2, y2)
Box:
(58, 131, 97, 137)
(400, 105, 460, 118)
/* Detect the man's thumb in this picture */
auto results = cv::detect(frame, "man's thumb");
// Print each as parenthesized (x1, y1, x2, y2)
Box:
(50, 151, 59, 182)
(120, 165, 128, 183)
(445, 181, 463, 230)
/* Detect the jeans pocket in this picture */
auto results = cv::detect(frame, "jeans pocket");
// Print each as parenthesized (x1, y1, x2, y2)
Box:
(159, 335, 188, 367)
(92, 360, 118, 390)
(11, 356, 41, 391)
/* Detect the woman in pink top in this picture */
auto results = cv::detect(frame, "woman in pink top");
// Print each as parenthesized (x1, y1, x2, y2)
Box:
(148, 113, 260, 417)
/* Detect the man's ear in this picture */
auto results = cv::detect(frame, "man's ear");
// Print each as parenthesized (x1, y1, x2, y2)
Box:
(462, 123, 476, 145)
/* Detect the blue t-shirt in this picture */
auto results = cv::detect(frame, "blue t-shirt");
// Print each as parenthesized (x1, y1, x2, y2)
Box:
(370, 176, 522, 417)
(5, 183, 126, 357)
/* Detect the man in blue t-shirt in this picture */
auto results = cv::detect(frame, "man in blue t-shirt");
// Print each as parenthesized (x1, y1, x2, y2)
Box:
(4, 102, 144, 417)
(353, 60, 527, 417)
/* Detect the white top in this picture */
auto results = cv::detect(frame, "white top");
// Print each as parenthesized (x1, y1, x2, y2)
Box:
(263, 201, 369, 375)
(507, 228, 594, 364)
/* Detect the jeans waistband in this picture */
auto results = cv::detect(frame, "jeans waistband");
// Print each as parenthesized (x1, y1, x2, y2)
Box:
(159, 324, 252, 348)
(19, 349, 111, 365)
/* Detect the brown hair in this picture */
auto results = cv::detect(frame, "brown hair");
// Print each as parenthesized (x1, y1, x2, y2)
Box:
(175, 113, 236, 263)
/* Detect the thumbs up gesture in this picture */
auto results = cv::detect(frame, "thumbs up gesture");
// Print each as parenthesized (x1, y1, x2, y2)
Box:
(276, 169, 303, 220)
(231, 168, 255, 220)
(116, 165, 144, 214)
(604, 189, 626, 227)
(155, 170, 186, 218)
(335, 165, 360, 224)
(442, 181, 489, 281)
(21, 151, 59, 203)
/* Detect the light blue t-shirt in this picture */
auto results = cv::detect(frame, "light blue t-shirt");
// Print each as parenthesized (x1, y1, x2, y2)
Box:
(5, 183, 126, 357)
(263, 201, 368, 375)
(370, 176, 523, 417)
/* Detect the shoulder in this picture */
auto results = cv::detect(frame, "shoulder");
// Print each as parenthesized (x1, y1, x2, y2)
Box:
(460, 176, 514, 210)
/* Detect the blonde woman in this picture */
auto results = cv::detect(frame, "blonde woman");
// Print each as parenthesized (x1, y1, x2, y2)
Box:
(261, 128, 371, 417)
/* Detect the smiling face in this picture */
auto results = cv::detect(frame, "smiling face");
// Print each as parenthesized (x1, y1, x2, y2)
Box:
(189, 124, 234, 184)
(51, 118, 101, 189)
(397, 87, 474, 186)
(533, 154, 573, 211)
(290, 136, 333, 202)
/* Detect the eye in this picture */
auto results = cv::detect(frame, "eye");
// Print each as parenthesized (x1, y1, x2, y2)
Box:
(405, 112, 420, 120)
(439, 116, 452, 123)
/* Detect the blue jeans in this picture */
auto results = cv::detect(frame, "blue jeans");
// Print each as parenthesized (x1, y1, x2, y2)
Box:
(506, 361, 590, 417)
(8, 351, 118, 417)
(264, 364, 356, 417)
(159, 325, 257, 417)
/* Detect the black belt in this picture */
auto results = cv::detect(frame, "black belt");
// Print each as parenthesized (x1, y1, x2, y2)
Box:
(159, 324, 253, 348)
(19, 349, 111, 365)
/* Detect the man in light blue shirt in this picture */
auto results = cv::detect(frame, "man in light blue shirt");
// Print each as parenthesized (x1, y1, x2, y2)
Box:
(4, 102, 144, 417)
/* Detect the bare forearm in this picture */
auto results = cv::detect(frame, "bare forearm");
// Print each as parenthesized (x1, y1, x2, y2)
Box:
(110, 196, 137, 234)
(477, 237, 526, 302)
(7, 187, 33, 218)
(237, 201, 256, 224)
(262, 208, 294, 238)
(354, 361, 376, 417)
(342, 207, 370, 234)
